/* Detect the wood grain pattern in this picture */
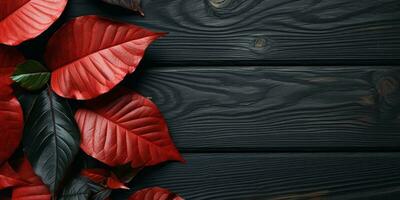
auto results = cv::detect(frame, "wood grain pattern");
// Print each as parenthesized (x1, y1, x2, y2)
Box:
(124, 66, 400, 151)
(63, 0, 400, 63)
(111, 153, 400, 200)
(15, 0, 400, 199)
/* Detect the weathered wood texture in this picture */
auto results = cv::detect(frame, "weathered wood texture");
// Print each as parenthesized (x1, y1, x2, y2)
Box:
(20, 1, 400, 199)
(62, 0, 400, 63)
(125, 66, 400, 151)
(111, 153, 400, 200)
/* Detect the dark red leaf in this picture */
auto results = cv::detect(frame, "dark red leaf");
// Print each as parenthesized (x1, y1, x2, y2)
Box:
(0, 0, 67, 46)
(81, 168, 128, 190)
(0, 98, 23, 166)
(75, 88, 184, 168)
(0, 156, 51, 200)
(128, 187, 184, 200)
(101, 0, 144, 16)
(45, 15, 165, 100)
(81, 169, 108, 184)
(11, 157, 51, 200)
(0, 97, 23, 165)
(12, 185, 51, 200)
(113, 164, 143, 183)
(0, 46, 24, 165)
(0, 45, 24, 88)
(0, 163, 26, 190)
(107, 174, 129, 190)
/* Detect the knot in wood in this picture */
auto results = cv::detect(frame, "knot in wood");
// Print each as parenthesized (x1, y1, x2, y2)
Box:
(209, 0, 231, 8)
(377, 77, 399, 96)
(253, 37, 267, 49)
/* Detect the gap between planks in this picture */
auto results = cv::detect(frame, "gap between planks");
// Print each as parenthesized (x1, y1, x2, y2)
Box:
(140, 59, 400, 68)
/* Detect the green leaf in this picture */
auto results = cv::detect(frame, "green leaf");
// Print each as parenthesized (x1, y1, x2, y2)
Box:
(60, 176, 111, 200)
(88, 181, 112, 200)
(19, 87, 80, 194)
(59, 177, 91, 200)
(11, 60, 50, 91)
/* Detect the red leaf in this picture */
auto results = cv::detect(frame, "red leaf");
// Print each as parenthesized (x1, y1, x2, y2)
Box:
(128, 187, 184, 200)
(75, 88, 183, 168)
(0, 46, 24, 165)
(0, 97, 23, 165)
(0, 0, 67, 46)
(81, 168, 108, 184)
(81, 168, 129, 190)
(0, 156, 50, 200)
(107, 174, 129, 190)
(12, 185, 51, 200)
(45, 15, 165, 100)
(11, 157, 51, 200)
(0, 45, 24, 88)
(0, 163, 26, 190)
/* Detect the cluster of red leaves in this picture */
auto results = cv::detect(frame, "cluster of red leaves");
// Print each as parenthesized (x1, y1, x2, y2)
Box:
(0, 46, 24, 167)
(81, 169, 129, 190)
(0, 0, 184, 199)
(0, 156, 51, 200)
(0, 0, 67, 46)
(129, 187, 184, 200)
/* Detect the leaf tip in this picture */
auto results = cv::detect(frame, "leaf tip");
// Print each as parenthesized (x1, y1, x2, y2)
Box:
(170, 150, 186, 164)
(139, 10, 145, 17)
(157, 32, 169, 37)
(121, 185, 130, 190)
(177, 155, 186, 164)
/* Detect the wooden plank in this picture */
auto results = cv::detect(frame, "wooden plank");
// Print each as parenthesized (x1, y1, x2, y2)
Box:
(111, 153, 400, 200)
(63, 0, 400, 63)
(124, 66, 400, 151)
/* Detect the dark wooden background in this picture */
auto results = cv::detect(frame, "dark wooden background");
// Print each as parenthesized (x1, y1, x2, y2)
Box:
(20, 0, 400, 199)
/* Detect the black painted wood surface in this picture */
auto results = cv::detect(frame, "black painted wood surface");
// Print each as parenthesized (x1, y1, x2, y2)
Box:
(112, 153, 400, 200)
(64, 0, 400, 64)
(126, 66, 400, 151)
(20, 0, 400, 199)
